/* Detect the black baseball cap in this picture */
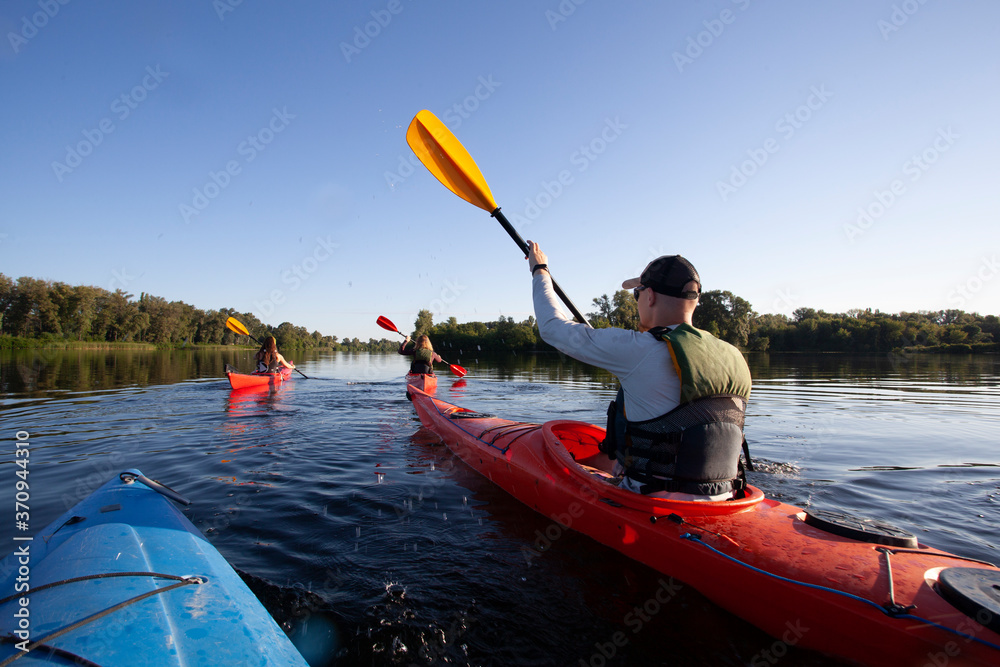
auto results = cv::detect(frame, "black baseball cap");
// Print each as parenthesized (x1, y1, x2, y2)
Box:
(621, 255, 701, 300)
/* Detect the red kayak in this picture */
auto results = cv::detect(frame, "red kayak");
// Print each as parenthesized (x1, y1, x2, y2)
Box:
(406, 384, 1000, 666)
(406, 372, 437, 395)
(225, 364, 292, 390)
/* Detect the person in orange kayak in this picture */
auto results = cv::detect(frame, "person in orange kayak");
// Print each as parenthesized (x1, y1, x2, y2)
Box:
(526, 241, 752, 501)
(398, 334, 445, 375)
(254, 336, 295, 373)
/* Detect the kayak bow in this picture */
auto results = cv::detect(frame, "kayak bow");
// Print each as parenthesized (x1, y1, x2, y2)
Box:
(0, 470, 308, 666)
(405, 384, 1000, 666)
(406, 372, 437, 395)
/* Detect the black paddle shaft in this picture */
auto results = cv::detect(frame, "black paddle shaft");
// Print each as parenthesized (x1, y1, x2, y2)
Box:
(490, 207, 592, 327)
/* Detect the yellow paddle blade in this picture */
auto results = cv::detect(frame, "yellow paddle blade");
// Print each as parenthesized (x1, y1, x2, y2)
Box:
(406, 110, 497, 213)
(225, 316, 250, 336)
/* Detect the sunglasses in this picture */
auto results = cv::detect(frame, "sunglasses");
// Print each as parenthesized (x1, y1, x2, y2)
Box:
(632, 285, 648, 301)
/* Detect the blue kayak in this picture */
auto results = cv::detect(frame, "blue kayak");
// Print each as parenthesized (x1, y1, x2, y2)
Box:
(0, 470, 308, 666)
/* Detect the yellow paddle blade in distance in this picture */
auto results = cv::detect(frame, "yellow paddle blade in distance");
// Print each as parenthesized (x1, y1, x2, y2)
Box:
(225, 316, 250, 336)
(406, 110, 498, 213)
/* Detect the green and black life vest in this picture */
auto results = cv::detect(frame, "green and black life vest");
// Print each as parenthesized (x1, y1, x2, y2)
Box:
(410, 347, 435, 374)
(256, 354, 280, 373)
(601, 324, 753, 496)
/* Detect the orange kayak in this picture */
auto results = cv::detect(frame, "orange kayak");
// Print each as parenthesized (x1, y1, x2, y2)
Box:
(406, 385, 1000, 666)
(406, 372, 437, 395)
(225, 364, 292, 390)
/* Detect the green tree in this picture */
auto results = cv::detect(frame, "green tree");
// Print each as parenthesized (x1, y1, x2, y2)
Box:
(0, 274, 13, 334)
(694, 290, 754, 348)
(588, 294, 613, 328)
(7, 277, 61, 337)
(588, 290, 639, 330)
(413, 309, 433, 336)
(793, 307, 817, 322)
(101, 290, 148, 341)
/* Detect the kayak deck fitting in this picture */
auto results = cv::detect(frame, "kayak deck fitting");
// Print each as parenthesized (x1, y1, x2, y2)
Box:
(406, 384, 1000, 666)
(0, 470, 308, 666)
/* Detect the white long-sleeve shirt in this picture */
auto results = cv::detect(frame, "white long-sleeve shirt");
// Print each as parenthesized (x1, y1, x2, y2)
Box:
(533, 272, 734, 500)
(532, 271, 680, 421)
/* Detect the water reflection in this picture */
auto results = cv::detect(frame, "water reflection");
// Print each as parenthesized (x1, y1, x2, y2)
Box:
(0, 347, 328, 395)
(748, 351, 1000, 384)
(7, 347, 996, 395)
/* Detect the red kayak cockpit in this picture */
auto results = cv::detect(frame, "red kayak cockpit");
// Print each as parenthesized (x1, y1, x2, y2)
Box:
(542, 420, 766, 517)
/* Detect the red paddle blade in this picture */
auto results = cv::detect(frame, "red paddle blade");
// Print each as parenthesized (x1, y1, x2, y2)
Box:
(376, 316, 399, 333)
(449, 364, 467, 378)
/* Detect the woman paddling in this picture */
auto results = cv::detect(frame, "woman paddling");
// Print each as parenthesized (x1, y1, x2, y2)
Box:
(398, 334, 445, 375)
(254, 336, 296, 373)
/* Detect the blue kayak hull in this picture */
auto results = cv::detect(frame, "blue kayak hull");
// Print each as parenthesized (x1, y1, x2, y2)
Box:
(0, 470, 308, 666)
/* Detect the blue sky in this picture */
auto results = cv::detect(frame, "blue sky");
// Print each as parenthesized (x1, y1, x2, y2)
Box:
(2, 1, 998, 341)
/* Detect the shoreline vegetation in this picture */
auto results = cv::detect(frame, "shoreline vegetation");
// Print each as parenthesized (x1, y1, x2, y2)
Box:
(2, 274, 997, 356)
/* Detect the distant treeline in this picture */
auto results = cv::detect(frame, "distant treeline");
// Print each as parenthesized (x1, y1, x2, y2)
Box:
(413, 290, 1000, 355)
(687, 290, 999, 354)
(0, 274, 398, 352)
(3, 274, 997, 355)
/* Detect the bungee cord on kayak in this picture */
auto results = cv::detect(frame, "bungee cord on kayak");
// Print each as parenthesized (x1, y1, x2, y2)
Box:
(0, 472, 310, 666)
(0, 573, 204, 667)
(0, 571, 203, 607)
(679, 533, 1000, 654)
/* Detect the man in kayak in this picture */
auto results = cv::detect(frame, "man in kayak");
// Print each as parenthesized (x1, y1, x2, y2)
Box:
(526, 241, 752, 500)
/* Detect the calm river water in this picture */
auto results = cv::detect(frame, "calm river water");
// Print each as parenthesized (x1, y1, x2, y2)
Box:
(1, 348, 998, 666)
